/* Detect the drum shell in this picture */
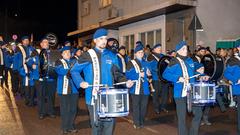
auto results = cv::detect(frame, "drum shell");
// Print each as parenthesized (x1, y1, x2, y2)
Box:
(97, 88, 129, 118)
(190, 82, 216, 105)
(201, 54, 225, 81)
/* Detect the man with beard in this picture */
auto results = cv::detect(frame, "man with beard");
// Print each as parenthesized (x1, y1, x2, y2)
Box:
(71, 28, 134, 135)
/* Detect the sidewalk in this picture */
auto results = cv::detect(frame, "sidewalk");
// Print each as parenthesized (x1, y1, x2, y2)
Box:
(0, 87, 25, 135)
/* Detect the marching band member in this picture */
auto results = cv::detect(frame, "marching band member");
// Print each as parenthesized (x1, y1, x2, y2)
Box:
(117, 46, 130, 74)
(25, 50, 39, 106)
(192, 47, 212, 126)
(147, 43, 169, 114)
(38, 37, 57, 119)
(55, 46, 78, 134)
(163, 41, 209, 135)
(72, 48, 83, 61)
(224, 41, 240, 135)
(126, 44, 151, 129)
(70, 28, 133, 135)
(3, 42, 13, 89)
(0, 41, 6, 87)
(19, 36, 35, 106)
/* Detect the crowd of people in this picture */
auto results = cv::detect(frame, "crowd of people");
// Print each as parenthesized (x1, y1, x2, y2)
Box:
(0, 28, 240, 135)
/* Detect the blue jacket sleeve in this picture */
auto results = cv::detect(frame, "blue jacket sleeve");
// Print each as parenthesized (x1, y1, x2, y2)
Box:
(163, 64, 179, 83)
(70, 61, 90, 89)
(224, 65, 239, 83)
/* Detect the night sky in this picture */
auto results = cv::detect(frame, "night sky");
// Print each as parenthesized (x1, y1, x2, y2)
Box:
(0, 0, 77, 43)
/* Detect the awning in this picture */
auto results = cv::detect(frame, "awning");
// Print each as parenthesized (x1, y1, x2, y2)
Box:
(68, 0, 197, 37)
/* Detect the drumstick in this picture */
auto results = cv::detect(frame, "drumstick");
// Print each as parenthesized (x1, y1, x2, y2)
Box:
(176, 74, 201, 83)
(113, 80, 138, 86)
(88, 84, 105, 87)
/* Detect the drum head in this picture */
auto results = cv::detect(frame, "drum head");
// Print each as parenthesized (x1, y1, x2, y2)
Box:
(201, 54, 224, 81)
(157, 56, 171, 83)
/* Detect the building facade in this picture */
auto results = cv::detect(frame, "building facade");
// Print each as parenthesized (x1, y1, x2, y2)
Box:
(68, 0, 240, 53)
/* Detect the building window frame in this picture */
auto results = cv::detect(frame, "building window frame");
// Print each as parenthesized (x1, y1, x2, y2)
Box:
(138, 29, 162, 48)
(81, 0, 90, 17)
(123, 34, 135, 55)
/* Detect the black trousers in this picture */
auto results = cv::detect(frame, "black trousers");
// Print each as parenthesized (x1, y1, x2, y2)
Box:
(160, 81, 170, 110)
(216, 92, 227, 112)
(87, 104, 115, 135)
(152, 80, 160, 112)
(4, 67, 10, 88)
(236, 95, 240, 135)
(11, 70, 21, 94)
(201, 106, 210, 122)
(0, 65, 4, 87)
(131, 94, 149, 127)
(152, 80, 169, 112)
(175, 97, 203, 135)
(59, 94, 79, 131)
(36, 79, 56, 116)
(23, 85, 30, 104)
(28, 80, 37, 106)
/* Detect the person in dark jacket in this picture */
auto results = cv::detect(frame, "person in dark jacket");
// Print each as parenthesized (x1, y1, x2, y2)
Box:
(37, 37, 57, 119)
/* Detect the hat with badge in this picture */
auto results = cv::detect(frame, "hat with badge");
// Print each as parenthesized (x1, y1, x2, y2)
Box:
(134, 44, 144, 53)
(93, 28, 108, 39)
(59, 46, 71, 53)
(21, 36, 29, 41)
(152, 43, 161, 50)
(175, 41, 187, 51)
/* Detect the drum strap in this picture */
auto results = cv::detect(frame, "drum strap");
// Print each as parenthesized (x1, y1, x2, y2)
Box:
(131, 60, 141, 95)
(88, 49, 100, 105)
(18, 45, 29, 86)
(0, 49, 3, 65)
(195, 55, 201, 63)
(152, 54, 160, 62)
(74, 56, 79, 60)
(60, 59, 69, 95)
(176, 57, 189, 97)
(117, 53, 126, 73)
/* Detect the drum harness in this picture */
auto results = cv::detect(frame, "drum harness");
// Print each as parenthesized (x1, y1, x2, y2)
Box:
(117, 53, 126, 73)
(88, 49, 138, 125)
(18, 45, 29, 86)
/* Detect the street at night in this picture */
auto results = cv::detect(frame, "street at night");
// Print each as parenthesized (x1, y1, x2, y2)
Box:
(0, 86, 238, 135)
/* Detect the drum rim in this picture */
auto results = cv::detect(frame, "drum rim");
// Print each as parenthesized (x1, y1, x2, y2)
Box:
(98, 89, 129, 94)
(191, 83, 216, 87)
(98, 112, 129, 118)
(201, 54, 225, 81)
(158, 55, 172, 82)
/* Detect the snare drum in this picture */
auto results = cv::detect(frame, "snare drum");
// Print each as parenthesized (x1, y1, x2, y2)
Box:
(97, 88, 129, 118)
(190, 82, 216, 105)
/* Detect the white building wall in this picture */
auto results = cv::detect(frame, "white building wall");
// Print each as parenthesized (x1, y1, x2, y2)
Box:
(78, 0, 169, 29)
(196, 0, 240, 51)
(118, 15, 166, 53)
